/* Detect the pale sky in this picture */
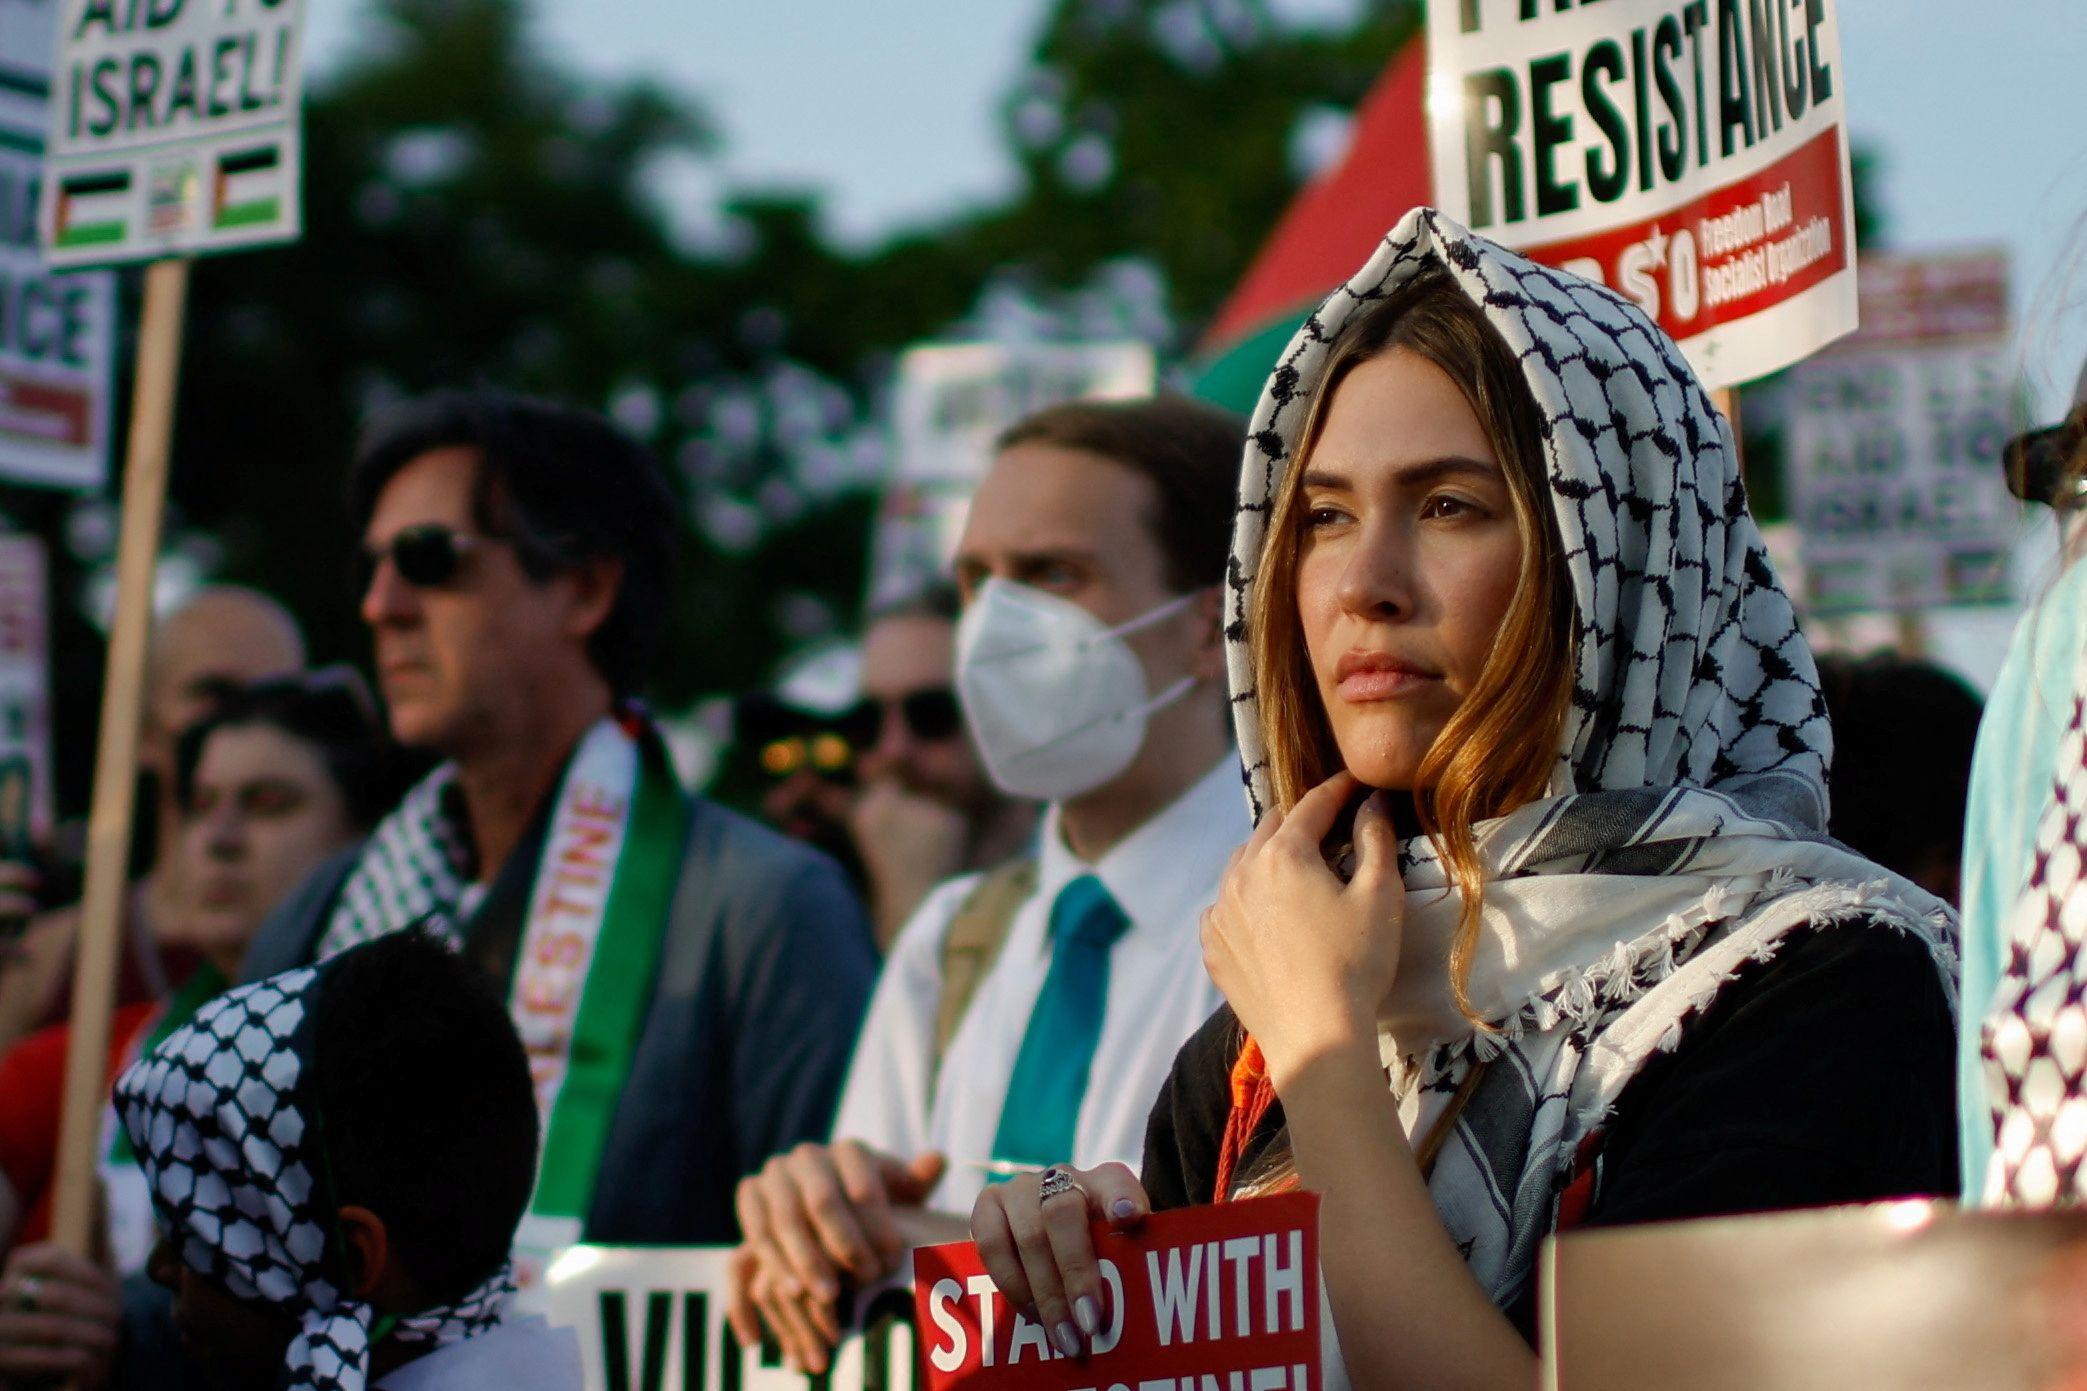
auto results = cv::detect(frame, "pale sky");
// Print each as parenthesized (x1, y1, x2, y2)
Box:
(300, 0, 2087, 685)
(304, 1, 2087, 410)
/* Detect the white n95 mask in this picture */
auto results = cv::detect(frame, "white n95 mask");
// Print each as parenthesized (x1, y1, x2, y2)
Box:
(955, 577, 1201, 803)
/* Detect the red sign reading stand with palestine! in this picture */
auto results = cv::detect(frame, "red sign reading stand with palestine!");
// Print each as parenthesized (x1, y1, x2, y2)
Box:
(912, 1193, 1321, 1391)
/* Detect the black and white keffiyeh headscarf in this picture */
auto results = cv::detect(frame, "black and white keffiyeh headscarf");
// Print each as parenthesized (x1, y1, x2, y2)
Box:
(113, 956, 512, 1391)
(1225, 207, 1958, 1310)
(319, 766, 473, 958)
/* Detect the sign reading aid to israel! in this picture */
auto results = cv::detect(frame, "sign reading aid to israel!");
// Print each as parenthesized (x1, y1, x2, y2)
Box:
(38, 0, 303, 267)
(1425, 0, 1858, 390)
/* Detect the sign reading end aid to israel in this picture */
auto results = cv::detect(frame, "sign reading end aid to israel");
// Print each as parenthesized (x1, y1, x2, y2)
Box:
(1426, 0, 1857, 389)
(38, 0, 303, 267)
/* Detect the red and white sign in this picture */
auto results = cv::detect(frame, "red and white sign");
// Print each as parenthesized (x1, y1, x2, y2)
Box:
(0, 535, 53, 837)
(1426, 0, 1858, 389)
(914, 1194, 1321, 1391)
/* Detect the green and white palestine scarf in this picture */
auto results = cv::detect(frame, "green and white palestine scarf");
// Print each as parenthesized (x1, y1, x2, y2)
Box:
(317, 708, 689, 1293)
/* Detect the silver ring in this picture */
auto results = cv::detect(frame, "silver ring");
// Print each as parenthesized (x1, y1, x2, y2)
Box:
(14, 1275, 40, 1312)
(1038, 1166, 1080, 1203)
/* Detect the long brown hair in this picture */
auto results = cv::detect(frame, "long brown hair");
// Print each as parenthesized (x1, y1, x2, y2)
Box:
(1247, 265, 1576, 1023)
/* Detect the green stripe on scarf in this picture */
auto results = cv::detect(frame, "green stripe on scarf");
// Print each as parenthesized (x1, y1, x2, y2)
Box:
(528, 735, 688, 1220)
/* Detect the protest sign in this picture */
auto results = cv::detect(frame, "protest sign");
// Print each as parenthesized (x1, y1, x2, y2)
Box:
(913, 1194, 1320, 1391)
(0, 534, 53, 840)
(868, 341, 1154, 607)
(0, 0, 114, 487)
(1784, 250, 2019, 615)
(35, 0, 307, 1274)
(543, 1246, 921, 1391)
(38, 0, 304, 267)
(1425, 0, 1858, 389)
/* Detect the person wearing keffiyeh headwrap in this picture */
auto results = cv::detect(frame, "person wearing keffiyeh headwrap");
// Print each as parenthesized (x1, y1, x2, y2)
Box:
(968, 208, 1960, 1391)
(113, 928, 579, 1391)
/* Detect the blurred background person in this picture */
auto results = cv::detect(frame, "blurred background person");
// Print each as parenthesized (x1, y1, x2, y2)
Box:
(1962, 359, 2087, 1194)
(242, 389, 875, 1254)
(748, 584, 1035, 948)
(742, 641, 876, 889)
(1815, 651, 1983, 905)
(848, 583, 1037, 946)
(729, 395, 1246, 1373)
(0, 671, 401, 1388)
(0, 586, 306, 1051)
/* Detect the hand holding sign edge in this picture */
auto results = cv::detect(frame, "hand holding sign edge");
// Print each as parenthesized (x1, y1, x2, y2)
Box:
(730, 1141, 948, 1373)
(969, 1162, 1147, 1359)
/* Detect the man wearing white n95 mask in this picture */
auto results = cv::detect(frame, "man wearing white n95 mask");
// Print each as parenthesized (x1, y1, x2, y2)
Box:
(727, 396, 1249, 1372)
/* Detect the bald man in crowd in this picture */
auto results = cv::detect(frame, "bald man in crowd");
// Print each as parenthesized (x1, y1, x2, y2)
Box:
(0, 585, 306, 1047)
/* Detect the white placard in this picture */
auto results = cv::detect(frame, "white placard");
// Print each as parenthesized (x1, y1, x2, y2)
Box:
(868, 341, 1155, 607)
(1425, 0, 1859, 389)
(1786, 251, 2020, 615)
(38, 0, 303, 267)
(543, 1246, 920, 1391)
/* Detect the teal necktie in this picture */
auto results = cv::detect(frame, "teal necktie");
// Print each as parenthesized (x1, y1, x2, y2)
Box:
(991, 874, 1132, 1169)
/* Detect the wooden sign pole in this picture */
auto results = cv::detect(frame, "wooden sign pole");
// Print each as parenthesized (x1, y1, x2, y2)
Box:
(48, 256, 190, 1254)
(1714, 386, 1746, 490)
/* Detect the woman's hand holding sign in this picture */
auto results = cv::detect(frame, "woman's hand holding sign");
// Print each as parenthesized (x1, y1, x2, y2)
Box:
(969, 1162, 1149, 1359)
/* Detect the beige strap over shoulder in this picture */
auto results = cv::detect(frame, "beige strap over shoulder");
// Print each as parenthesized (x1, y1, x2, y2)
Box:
(932, 856, 1037, 1080)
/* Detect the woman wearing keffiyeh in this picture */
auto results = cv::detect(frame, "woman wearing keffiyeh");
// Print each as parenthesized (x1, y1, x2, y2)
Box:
(969, 208, 1959, 1389)
(112, 928, 579, 1391)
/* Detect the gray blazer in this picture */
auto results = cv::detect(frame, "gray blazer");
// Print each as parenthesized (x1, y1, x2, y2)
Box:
(242, 795, 876, 1245)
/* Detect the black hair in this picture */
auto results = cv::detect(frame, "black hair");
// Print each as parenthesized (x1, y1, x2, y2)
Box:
(350, 390, 680, 697)
(994, 395, 1244, 593)
(1816, 652, 1984, 884)
(172, 671, 413, 832)
(311, 927, 539, 1305)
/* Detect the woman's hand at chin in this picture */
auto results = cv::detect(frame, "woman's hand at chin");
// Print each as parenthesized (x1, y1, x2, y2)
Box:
(1200, 771, 1405, 1088)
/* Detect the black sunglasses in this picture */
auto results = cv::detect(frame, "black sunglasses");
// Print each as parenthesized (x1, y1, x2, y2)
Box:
(358, 524, 498, 591)
(868, 687, 963, 744)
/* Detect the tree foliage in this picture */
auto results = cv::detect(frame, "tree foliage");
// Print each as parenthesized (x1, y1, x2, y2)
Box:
(28, 0, 1428, 808)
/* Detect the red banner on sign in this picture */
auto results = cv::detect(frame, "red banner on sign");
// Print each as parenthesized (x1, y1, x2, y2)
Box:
(0, 374, 93, 448)
(1519, 124, 1851, 353)
(912, 1193, 1321, 1391)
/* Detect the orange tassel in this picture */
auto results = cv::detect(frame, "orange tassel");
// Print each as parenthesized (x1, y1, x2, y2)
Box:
(1212, 1037, 1281, 1202)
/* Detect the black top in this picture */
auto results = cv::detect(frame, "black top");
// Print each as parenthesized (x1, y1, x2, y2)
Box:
(1138, 921, 1958, 1339)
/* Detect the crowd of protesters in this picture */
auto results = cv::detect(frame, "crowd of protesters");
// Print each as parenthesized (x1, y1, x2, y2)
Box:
(4, 202, 2087, 1391)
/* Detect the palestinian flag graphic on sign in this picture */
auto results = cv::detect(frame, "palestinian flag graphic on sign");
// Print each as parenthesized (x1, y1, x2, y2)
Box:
(54, 169, 129, 251)
(213, 143, 287, 231)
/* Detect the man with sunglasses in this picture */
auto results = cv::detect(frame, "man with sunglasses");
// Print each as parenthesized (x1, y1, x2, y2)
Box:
(241, 390, 876, 1274)
(728, 396, 1250, 1372)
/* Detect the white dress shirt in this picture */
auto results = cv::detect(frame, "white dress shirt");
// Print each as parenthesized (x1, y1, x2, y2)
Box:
(375, 1317, 583, 1391)
(833, 758, 1248, 1215)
